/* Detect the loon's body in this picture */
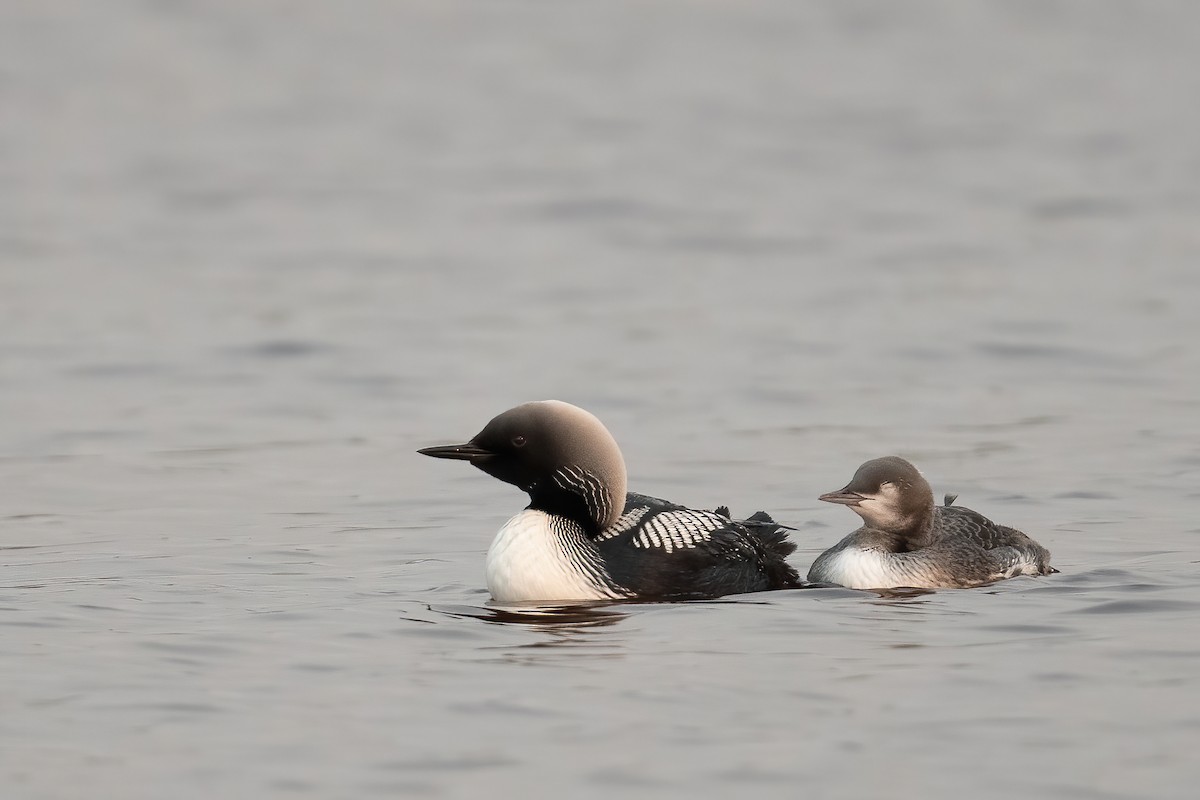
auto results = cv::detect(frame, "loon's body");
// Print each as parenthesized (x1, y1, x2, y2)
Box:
(809, 456, 1054, 590)
(420, 401, 799, 602)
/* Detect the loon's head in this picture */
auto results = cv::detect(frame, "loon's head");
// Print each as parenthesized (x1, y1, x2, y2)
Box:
(819, 456, 935, 535)
(418, 400, 628, 534)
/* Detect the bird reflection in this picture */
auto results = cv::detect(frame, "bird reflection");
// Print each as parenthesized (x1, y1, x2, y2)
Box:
(426, 602, 630, 662)
(871, 587, 937, 601)
(427, 601, 629, 629)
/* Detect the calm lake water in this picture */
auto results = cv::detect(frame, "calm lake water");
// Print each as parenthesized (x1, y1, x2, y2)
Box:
(3, 2, 1199, 798)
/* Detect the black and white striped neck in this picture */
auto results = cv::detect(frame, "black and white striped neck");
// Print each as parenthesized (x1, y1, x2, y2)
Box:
(528, 465, 616, 537)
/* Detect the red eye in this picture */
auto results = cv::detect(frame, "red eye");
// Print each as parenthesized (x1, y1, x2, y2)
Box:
(512, 436, 526, 448)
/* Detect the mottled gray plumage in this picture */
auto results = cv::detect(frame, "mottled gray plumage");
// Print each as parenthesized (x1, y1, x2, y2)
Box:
(809, 456, 1055, 589)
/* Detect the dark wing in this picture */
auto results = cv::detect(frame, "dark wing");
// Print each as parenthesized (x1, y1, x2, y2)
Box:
(623, 492, 686, 513)
(623, 492, 796, 560)
(934, 505, 1030, 549)
(933, 505, 1054, 576)
(599, 497, 801, 599)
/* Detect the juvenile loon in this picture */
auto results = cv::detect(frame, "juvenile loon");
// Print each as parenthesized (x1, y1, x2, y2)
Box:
(418, 400, 799, 602)
(808, 456, 1055, 590)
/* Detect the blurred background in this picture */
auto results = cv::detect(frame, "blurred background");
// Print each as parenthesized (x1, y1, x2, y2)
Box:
(2, 2, 1198, 798)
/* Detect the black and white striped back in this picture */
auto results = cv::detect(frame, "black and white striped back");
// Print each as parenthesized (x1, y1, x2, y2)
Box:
(589, 493, 800, 599)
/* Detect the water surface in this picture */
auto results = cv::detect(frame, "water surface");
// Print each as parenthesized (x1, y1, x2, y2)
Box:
(2, 2, 1198, 798)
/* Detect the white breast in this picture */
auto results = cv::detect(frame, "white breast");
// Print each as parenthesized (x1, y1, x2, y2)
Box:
(816, 547, 933, 590)
(485, 510, 623, 603)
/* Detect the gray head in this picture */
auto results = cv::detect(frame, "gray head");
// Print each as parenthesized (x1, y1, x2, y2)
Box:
(819, 456, 935, 535)
(418, 400, 628, 534)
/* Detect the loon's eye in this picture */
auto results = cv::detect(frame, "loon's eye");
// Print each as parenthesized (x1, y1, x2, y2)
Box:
(511, 435, 527, 448)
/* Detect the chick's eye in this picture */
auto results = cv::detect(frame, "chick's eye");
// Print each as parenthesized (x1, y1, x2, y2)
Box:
(511, 435, 526, 448)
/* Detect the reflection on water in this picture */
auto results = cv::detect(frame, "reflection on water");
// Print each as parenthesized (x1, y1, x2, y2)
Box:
(868, 587, 938, 602)
(429, 602, 630, 629)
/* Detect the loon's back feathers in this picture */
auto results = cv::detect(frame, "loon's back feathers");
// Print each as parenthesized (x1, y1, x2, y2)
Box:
(607, 492, 802, 598)
(624, 491, 684, 512)
(935, 506, 1046, 561)
(726, 508, 800, 588)
(742, 510, 798, 561)
(625, 493, 797, 559)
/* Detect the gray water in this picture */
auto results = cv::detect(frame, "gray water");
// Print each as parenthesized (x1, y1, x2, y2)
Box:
(3, 2, 1199, 798)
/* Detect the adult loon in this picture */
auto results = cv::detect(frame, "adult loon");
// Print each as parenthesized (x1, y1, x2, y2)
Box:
(808, 456, 1055, 590)
(418, 400, 799, 602)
